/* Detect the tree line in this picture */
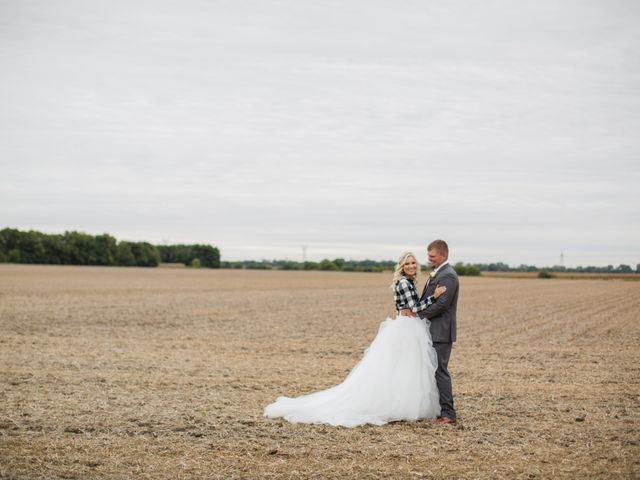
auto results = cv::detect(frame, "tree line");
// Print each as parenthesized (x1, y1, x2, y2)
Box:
(220, 258, 396, 272)
(2, 228, 634, 275)
(219, 259, 482, 275)
(218, 259, 639, 276)
(0, 228, 220, 268)
(473, 262, 639, 274)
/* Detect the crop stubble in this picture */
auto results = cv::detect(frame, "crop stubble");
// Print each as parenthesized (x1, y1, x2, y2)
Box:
(0, 265, 638, 479)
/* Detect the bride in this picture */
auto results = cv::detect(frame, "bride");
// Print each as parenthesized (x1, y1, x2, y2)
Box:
(264, 252, 445, 427)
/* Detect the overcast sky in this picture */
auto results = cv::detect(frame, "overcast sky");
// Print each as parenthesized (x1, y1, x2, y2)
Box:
(1, 0, 638, 266)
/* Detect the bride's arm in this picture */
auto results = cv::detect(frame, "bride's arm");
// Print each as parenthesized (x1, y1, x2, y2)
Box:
(397, 279, 445, 315)
(405, 285, 447, 315)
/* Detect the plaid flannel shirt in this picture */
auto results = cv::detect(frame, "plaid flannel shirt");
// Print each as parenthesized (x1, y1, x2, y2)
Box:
(394, 276, 433, 314)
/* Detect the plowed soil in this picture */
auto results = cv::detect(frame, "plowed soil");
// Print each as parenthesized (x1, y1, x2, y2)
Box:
(1, 265, 638, 479)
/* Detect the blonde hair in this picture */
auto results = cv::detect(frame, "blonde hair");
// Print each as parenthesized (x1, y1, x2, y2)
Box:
(390, 252, 420, 290)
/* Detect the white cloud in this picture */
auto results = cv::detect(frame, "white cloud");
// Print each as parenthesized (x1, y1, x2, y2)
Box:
(1, 0, 639, 266)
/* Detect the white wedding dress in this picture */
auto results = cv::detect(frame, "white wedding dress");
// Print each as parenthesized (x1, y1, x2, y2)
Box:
(264, 314, 441, 427)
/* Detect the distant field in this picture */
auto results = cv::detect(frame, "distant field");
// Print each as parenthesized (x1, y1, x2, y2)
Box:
(1, 265, 639, 479)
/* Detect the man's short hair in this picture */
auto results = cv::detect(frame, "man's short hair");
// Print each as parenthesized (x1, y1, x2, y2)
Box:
(428, 239, 449, 257)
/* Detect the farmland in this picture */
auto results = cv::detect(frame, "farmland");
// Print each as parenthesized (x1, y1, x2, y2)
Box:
(1, 265, 639, 479)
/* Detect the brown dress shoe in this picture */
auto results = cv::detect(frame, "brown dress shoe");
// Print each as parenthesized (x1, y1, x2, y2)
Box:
(434, 416, 456, 425)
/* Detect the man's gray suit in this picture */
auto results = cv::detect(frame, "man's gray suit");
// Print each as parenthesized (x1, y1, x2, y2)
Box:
(419, 262, 459, 420)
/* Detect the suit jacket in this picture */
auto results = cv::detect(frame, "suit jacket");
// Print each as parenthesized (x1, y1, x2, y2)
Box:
(419, 263, 459, 343)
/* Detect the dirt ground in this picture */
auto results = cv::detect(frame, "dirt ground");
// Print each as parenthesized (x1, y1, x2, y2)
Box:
(1, 264, 638, 479)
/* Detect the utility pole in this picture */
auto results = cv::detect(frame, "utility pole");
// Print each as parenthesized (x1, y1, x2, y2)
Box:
(302, 245, 307, 263)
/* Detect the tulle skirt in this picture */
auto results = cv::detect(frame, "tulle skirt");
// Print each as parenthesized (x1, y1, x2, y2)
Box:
(264, 315, 441, 427)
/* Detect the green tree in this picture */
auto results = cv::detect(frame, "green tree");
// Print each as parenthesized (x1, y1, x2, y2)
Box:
(64, 231, 98, 265)
(453, 262, 481, 276)
(129, 242, 160, 267)
(319, 259, 339, 271)
(41, 234, 69, 264)
(191, 244, 220, 268)
(116, 242, 136, 266)
(20, 231, 47, 264)
(94, 234, 118, 265)
(0, 228, 21, 258)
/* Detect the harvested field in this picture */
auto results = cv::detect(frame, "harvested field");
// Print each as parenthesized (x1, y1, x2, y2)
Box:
(1, 264, 639, 479)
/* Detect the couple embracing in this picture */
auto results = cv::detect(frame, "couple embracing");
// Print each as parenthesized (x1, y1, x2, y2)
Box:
(265, 240, 459, 427)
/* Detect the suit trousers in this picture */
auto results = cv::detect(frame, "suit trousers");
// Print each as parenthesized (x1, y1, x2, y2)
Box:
(433, 342, 456, 420)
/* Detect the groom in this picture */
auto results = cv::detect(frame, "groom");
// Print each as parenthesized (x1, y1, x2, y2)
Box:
(401, 239, 459, 424)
